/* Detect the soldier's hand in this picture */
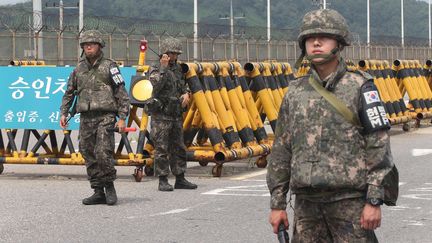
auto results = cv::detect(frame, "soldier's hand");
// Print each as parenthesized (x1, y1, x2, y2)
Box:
(269, 209, 289, 234)
(160, 54, 170, 68)
(60, 115, 68, 129)
(360, 204, 382, 230)
(115, 119, 126, 133)
(180, 93, 191, 108)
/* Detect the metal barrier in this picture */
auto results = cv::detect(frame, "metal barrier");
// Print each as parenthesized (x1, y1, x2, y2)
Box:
(178, 61, 293, 176)
(358, 60, 413, 130)
(392, 60, 432, 127)
(3, 55, 432, 180)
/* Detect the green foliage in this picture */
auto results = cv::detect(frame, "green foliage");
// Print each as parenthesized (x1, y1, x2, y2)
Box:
(2, 0, 431, 44)
(83, 0, 432, 43)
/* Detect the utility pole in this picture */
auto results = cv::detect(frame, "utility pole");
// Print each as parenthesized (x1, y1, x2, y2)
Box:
(219, 0, 244, 59)
(79, 0, 83, 33)
(312, 0, 329, 9)
(46, 0, 79, 65)
(267, 0, 271, 60)
(367, 0, 370, 58)
(33, 0, 44, 59)
(401, 0, 404, 47)
(429, 0, 431, 48)
(194, 0, 198, 61)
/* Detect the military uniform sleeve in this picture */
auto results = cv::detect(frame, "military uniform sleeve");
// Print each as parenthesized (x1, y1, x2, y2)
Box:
(356, 74, 394, 200)
(60, 69, 77, 117)
(364, 130, 393, 200)
(110, 63, 130, 120)
(180, 74, 190, 95)
(266, 95, 292, 210)
(148, 65, 169, 95)
(113, 84, 130, 120)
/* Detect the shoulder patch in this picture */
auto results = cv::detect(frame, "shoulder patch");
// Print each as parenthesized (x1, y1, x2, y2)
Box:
(359, 80, 391, 133)
(109, 65, 125, 86)
(354, 69, 374, 81)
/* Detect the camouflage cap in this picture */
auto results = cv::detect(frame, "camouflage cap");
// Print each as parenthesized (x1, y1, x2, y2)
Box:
(160, 37, 182, 54)
(80, 30, 105, 48)
(298, 9, 351, 50)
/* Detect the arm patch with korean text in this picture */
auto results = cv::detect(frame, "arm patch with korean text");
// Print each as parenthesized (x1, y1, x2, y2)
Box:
(109, 66, 125, 86)
(359, 80, 391, 133)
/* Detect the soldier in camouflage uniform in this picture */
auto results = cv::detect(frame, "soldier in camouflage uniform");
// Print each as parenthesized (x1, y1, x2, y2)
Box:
(60, 30, 130, 205)
(148, 37, 197, 191)
(267, 9, 394, 242)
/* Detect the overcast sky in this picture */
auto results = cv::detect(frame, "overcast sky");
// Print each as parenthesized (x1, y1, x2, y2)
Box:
(0, 0, 29, 6)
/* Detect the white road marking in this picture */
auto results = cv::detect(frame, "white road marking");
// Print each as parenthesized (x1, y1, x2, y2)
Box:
(403, 220, 425, 226)
(388, 205, 422, 211)
(225, 184, 267, 189)
(412, 149, 432, 157)
(402, 194, 432, 200)
(230, 169, 267, 181)
(150, 208, 190, 216)
(409, 187, 432, 192)
(202, 184, 270, 197)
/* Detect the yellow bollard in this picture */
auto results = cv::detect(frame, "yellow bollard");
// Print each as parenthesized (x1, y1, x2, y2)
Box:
(217, 62, 255, 145)
(393, 60, 423, 113)
(272, 62, 289, 94)
(231, 62, 268, 143)
(244, 62, 278, 132)
(181, 63, 227, 153)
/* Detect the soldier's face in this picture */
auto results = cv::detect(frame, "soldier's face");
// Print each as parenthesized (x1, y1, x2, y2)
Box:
(166, 52, 179, 64)
(305, 35, 338, 62)
(83, 42, 101, 59)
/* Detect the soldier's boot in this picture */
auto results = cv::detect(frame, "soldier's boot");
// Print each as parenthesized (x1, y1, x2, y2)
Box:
(82, 188, 106, 205)
(158, 176, 174, 191)
(105, 182, 117, 206)
(174, 173, 197, 189)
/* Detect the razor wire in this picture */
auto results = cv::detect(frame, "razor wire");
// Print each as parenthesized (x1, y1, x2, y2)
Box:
(1, 9, 429, 46)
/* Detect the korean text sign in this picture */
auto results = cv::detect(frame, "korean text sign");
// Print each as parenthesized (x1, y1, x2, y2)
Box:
(0, 66, 135, 130)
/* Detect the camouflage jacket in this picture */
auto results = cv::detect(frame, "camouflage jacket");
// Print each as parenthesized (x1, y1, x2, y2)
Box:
(148, 61, 189, 121)
(267, 59, 394, 209)
(60, 52, 130, 120)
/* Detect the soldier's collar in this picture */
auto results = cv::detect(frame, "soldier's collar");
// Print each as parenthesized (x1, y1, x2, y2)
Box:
(85, 52, 104, 68)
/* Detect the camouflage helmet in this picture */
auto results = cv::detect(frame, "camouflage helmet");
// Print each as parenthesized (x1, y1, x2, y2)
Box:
(80, 30, 105, 48)
(160, 37, 182, 54)
(297, 9, 351, 50)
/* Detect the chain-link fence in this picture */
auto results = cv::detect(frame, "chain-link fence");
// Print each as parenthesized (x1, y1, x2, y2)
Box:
(1, 11, 432, 66)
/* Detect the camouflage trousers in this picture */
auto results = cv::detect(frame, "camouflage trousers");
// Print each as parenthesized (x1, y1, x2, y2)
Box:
(150, 118, 187, 177)
(292, 197, 378, 243)
(79, 111, 117, 189)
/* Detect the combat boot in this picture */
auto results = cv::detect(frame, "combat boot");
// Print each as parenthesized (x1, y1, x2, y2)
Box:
(105, 182, 117, 205)
(174, 173, 197, 189)
(158, 176, 174, 191)
(82, 188, 106, 205)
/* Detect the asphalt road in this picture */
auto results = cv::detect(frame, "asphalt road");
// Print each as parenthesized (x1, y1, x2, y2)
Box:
(1, 124, 432, 243)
